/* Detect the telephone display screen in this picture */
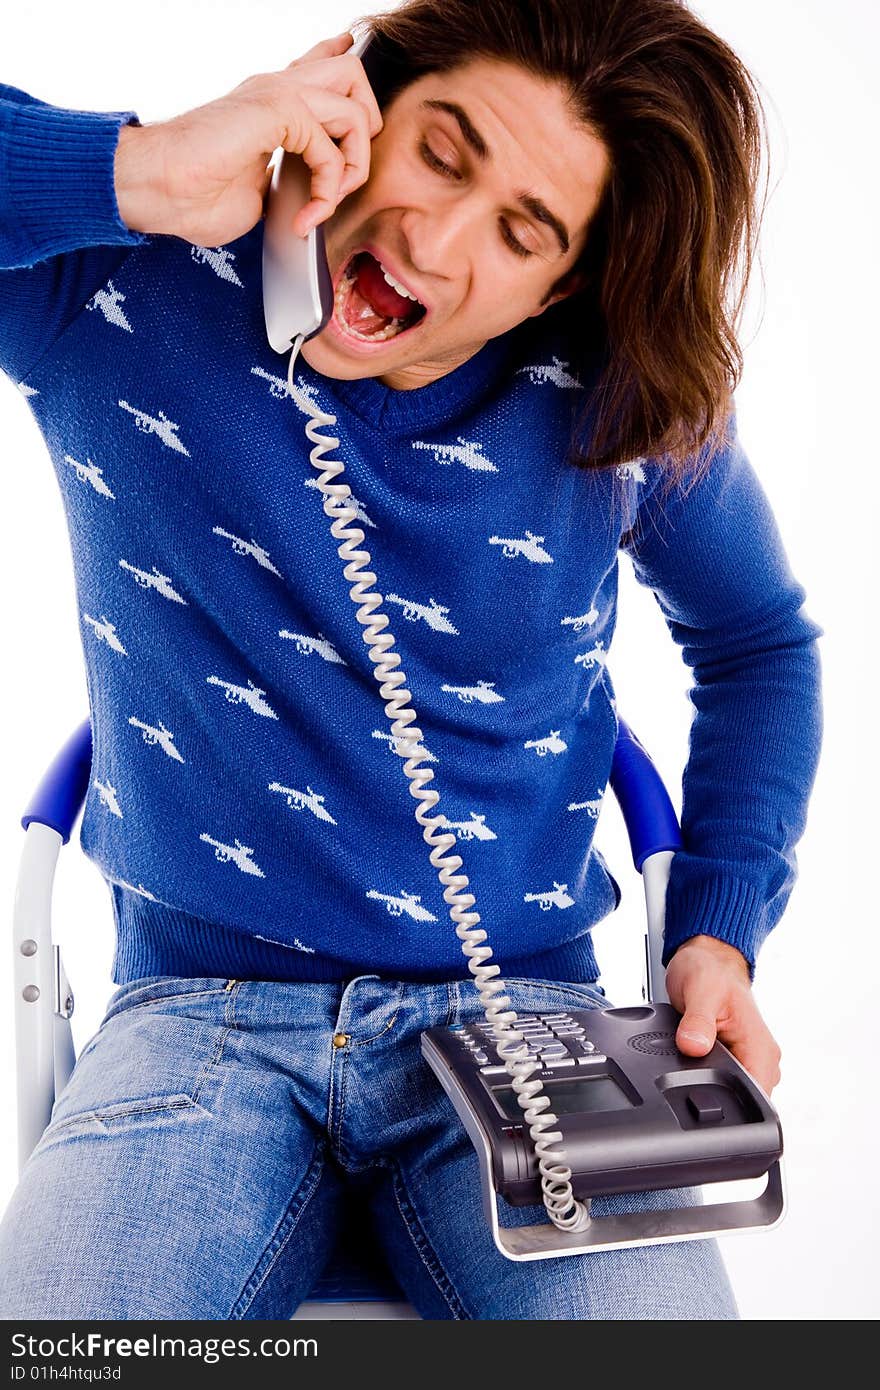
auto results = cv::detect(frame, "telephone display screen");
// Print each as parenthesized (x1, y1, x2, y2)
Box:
(491, 1074, 633, 1121)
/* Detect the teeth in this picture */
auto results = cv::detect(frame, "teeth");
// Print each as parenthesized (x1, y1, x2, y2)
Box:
(333, 264, 409, 342)
(378, 262, 418, 301)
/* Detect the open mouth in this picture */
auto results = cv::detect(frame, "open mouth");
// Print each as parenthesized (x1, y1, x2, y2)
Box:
(333, 250, 429, 344)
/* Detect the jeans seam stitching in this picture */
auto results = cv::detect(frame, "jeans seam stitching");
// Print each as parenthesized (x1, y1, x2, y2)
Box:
(228, 1140, 327, 1319)
(34, 1095, 210, 1145)
(191, 1024, 236, 1108)
(348, 981, 406, 1048)
(501, 979, 605, 1005)
(104, 986, 230, 1024)
(328, 1047, 345, 1155)
(225, 981, 242, 1029)
(391, 1159, 470, 1319)
(49, 1018, 237, 1131)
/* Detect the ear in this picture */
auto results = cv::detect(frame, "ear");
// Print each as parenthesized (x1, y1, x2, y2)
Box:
(528, 267, 589, 318)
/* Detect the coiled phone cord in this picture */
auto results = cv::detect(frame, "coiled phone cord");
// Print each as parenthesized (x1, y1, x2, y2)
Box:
(286, 340, 590, 1234)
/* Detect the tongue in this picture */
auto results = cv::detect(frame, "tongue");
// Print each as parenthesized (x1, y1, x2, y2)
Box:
(355, 253, 416, 320)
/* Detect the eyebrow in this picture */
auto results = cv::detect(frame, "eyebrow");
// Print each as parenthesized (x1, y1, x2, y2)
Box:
(419, 98, 571, 256)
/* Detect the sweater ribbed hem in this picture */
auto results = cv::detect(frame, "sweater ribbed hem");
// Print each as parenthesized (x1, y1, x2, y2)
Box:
(662, 875, 767, 978)
(4, 97, 148, 265)
(109, 884, 600, 987)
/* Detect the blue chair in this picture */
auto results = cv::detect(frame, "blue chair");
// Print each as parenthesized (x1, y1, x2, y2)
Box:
(11, 715, 682, 1317)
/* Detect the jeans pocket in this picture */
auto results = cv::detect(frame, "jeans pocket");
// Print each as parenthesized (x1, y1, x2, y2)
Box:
(35, 982, 235, 1153)
(102, 974, 232, 1025)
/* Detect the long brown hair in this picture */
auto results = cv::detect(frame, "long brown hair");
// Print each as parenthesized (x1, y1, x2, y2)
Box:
(351, 0, 770, 488)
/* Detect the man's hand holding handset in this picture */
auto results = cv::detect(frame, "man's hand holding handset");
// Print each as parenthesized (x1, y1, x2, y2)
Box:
(113, 31, 379, 247)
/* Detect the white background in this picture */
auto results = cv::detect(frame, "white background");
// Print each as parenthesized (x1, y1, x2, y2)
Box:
(0, 0, 876, 1320)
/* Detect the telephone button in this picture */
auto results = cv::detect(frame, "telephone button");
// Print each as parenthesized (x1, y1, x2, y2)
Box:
(686, 1090, 725, 1125)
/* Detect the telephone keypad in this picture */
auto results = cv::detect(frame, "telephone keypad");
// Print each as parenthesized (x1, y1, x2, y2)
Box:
(458, 1010, 607, 1072)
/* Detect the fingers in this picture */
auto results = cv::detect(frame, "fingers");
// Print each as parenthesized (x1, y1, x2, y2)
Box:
(666, 937, 783, 1096)
(716, 1007, 783, 1095)
(264, 41, 385, 237)
(293, 83, 373, 199)
(675, 987, 782, 1095)
(280, 72, 379, 233)
(286, 31, 355, 68)
(286, 120, 347, 236)
(284, 46, 384, 137)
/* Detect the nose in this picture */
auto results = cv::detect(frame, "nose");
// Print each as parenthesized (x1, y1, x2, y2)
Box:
(400, 195, 482, 282)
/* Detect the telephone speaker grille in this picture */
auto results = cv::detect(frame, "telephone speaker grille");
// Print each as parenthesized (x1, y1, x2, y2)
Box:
(628, 1030, 678, 1057)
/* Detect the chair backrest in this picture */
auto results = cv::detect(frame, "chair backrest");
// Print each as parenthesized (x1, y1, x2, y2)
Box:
(12, 713, 682, 1315)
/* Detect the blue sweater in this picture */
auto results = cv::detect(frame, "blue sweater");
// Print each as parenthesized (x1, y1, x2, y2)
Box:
(0, 83, 824, 987)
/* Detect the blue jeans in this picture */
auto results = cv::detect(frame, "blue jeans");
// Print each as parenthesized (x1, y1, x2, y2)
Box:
(0, 973, 738, 1320)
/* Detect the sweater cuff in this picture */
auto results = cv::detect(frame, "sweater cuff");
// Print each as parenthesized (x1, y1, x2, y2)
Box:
(4, 98, 149, 264)
(661, 875, 768, 980)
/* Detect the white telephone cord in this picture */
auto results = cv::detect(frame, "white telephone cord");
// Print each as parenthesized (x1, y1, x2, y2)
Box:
(286, 338, 590, 1234)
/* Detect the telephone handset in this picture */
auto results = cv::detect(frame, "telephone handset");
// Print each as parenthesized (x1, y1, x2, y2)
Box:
(260, 29, 785, 1261)
(263, 28, 384, 354)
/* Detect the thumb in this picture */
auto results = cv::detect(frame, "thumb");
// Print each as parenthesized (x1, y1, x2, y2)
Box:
(676, 996, 719, 1058)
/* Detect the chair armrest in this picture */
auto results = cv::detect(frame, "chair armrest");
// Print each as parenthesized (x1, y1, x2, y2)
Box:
(20, 718, 91, 845)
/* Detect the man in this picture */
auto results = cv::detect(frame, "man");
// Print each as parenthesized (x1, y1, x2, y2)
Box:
(0, 1, 820, 1319)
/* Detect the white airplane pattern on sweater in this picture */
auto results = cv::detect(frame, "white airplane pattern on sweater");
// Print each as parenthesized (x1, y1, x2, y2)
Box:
(252, 931, 316, 954)
(212, 526, 282, 577)
(251, 366, 322, 413)
(441, 680, 504, 705)
(199, 833, 266, 876)
(279, 630, 347, 664)
(384, 593, 459, 634)
(524, 730, 568, 756)
(108, 877, 157, 901)
(371, 729, 438, 762)
(489, 530, 553, 563)
(64, 454, 115, 498)
(434, 812, 498, 842)
(268, 782, 337, 824)
(567, 788, 605, 818)
(616, 457, 647, 483)
(524, 882, 576, 911)
(93, 779, 122, 817)
(574, 640, 607, 671)
(304, 475, 378, 527)
(128, 717, 185, 763)
(82, 613, 127, 654)
(118, 400, 191, 455)
(206, 676, 279, 719)
(516, 356, 581, 388)
(560, 604, 600, 633)
(85, 280, 133, 332)
(411, 437, 497, 472)
(118, 559, 188, 604)
(365, 888, 438, 921)
(190, 245, 244, 287)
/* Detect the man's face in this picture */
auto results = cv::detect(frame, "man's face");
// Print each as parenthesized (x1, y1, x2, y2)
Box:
(300, 56, 610, 390)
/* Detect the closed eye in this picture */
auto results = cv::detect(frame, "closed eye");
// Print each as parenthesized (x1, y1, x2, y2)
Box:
(418, 138, 535, 259)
